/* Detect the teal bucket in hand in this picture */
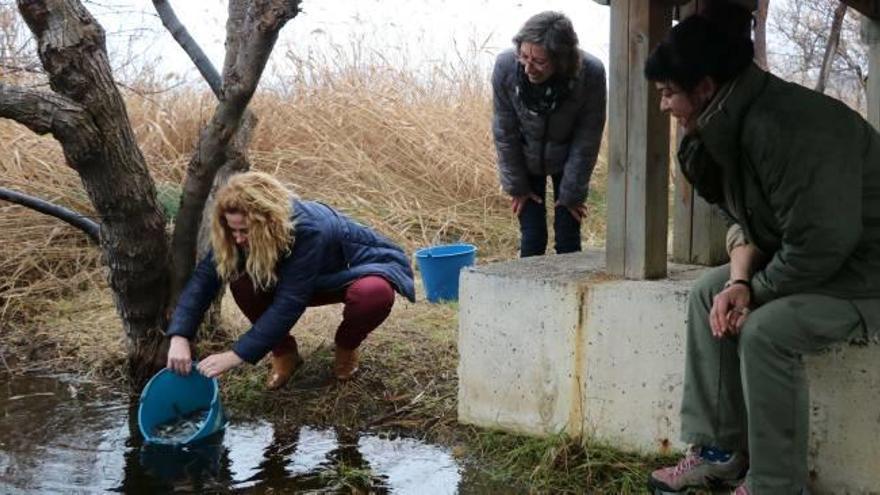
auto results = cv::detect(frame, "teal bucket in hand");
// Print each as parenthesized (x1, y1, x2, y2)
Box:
(415, 243, 477, 303)
(138, 364, 226, 445)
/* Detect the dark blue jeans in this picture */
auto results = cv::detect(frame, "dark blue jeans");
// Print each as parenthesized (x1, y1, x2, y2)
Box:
(519, 173, 582, 257)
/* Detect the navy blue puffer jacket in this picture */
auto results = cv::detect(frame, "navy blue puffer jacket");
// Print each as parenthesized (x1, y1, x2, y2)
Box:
(166, 200, 416, 363)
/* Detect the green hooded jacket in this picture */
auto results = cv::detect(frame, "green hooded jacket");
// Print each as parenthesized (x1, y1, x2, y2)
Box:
(679, 64, 880, 338)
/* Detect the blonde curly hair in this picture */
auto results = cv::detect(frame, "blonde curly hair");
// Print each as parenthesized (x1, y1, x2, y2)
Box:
(211, 172, 294, 289)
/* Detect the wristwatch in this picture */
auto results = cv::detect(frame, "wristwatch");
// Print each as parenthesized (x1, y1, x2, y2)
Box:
(724, 279, 752, 291)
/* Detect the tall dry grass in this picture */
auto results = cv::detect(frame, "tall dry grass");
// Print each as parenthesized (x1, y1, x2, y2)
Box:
(0, 53, 608, 326)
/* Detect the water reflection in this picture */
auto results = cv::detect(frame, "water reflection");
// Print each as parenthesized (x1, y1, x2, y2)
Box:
(288, 426, 338, 476)
(359, 435, 461, 495)
(0, 374, 462, 494)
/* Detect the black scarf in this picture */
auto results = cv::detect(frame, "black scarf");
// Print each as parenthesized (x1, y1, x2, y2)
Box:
(515, 63, 572, 115)
(677, 132, 725, 205)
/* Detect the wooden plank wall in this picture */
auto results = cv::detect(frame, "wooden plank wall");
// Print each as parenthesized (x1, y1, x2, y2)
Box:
(865, 17, 880, 130)
(670, 0, 729, 267)
(606, 0, 672, 279)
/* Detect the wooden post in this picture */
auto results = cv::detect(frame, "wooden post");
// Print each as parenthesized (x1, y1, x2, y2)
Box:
(670, 0, 730, 266)
(606, 0, 672, 279)
(864, 16, 880, 130)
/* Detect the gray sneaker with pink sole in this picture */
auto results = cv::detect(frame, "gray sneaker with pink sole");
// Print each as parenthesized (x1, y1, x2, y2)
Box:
(648, 446, 748, 493)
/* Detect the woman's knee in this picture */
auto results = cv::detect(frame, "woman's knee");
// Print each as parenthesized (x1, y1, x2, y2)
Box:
(346, 276, 395, 311)
(739, 300, 808, 357)
(738, 304, 796, 358)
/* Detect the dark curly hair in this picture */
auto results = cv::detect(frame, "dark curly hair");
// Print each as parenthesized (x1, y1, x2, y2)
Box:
(513, 11, 581, 80)
(644, 2, 755, 91)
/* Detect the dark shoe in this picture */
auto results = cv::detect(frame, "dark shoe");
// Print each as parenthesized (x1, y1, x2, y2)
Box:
(266, 350, 303, 390)
(334, 347, 359, 381)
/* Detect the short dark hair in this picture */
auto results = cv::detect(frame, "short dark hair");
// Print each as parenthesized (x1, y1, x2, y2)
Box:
(644, 3, 755, 92)
(513, 11, 581, 80)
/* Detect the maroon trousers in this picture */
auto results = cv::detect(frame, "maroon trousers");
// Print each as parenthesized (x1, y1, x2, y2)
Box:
(229, 274, 395, 356)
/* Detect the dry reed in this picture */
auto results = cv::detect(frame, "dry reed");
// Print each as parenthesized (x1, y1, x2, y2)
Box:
(0, 53, 608, 367)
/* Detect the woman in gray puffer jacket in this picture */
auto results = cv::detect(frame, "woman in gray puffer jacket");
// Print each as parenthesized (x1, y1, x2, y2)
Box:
(492, 11, 606, 257)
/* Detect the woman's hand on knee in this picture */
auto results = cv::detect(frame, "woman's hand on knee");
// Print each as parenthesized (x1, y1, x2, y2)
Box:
(710, 284, 752, 338)
(511, 193, 542, 216)
(555, 201, 588, 223)
(167, 335, 192, 375)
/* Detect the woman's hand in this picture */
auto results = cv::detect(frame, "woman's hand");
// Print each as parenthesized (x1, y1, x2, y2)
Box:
(511, 193, 543, 216)
(197, 351, 244, 378)
(709, 283, 752, 338)
(167, 336, 192, 375)
(556, 201, 588, 223)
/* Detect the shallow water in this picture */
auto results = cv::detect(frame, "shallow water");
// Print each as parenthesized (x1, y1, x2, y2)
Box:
(0, 374, 474, 494)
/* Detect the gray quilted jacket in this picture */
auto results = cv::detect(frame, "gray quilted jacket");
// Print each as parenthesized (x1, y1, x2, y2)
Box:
(491, 48, 607, 206)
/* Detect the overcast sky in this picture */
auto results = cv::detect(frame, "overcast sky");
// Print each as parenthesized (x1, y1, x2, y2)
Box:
(85, 0, 610, 85)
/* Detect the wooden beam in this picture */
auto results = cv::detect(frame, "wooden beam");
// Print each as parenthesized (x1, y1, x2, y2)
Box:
(670, 0, 729, 266)
(672, 145, 727, 266)
(864, 17, 880, 130)
(606, 0, 672, 279)
(842, 0, 880, 20)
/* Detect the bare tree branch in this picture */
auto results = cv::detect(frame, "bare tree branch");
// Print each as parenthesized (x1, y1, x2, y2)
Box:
(770, 0, 868, 110)
(754, 0, 769, 69)
(153, 0, 258, 271)
(151, 0, 221, 96)
(0, 81, 99, 162)
(170, 0, 299, 295)
(0, 187, 100, 242)
(817, 2, 848, 93)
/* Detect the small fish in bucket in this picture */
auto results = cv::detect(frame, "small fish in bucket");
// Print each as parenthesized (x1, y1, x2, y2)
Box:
(138, 364, 226, 445)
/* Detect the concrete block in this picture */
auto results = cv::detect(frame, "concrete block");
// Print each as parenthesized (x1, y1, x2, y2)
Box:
(457, 251, 601, 436)
(458, 250, 880, 493)
(807, 346, 880, 493)
(579, 276, 693, 454)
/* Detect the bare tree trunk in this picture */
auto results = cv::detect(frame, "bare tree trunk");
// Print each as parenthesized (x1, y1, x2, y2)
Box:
(170, 0, 299, 298)
(0, 0, 302, 388)
(8, 0, 171, 386)
(754, 0, 770, 69)
(816, 2, 848, 94)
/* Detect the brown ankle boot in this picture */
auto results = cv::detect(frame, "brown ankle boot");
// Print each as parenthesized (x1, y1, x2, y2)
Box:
(334, 347, 359, 381)
(266, 350, 303, 390)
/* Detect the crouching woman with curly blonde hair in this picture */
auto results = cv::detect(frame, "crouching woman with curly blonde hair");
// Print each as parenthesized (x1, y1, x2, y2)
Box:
(165, 171, 415, 388)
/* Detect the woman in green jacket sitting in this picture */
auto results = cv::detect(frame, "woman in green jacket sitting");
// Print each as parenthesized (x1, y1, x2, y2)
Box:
(643, 4, 880, 494)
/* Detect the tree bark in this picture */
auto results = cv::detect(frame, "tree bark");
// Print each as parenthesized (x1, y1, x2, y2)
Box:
(13, 0, 171, 386)
(0, 82, 99, 162)
(170, 0, 299, 298)
(754, 0, 770, 69)
(816, 2, 848, 94)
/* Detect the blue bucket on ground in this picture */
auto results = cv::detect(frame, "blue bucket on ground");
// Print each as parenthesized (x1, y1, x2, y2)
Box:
(414, 243, 477, 303)
(138, 365, 226, 445)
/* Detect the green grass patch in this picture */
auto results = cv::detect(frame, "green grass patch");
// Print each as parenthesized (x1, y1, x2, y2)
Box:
(466, 430, 677, 494)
